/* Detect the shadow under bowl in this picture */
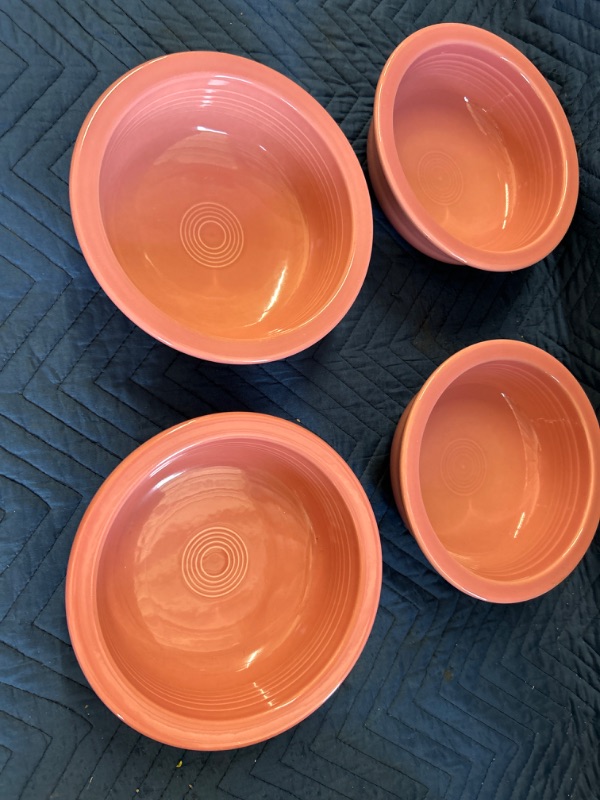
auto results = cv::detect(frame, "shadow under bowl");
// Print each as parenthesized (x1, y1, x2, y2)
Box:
(70, 52, 372, 362)
(369, 24, 578, 270)
(390, 340, 599, 602)
(66, 413, 381, 749)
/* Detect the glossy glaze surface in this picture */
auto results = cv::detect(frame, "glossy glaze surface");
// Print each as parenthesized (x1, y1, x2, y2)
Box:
(70, 53, 373, 362)
(66, 414, 382, 749)
(370, 24, 578, 270)
(391, 341, 600, 602)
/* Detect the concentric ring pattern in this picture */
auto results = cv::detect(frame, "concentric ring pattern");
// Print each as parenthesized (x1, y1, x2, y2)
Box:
(181, 527, 249, 596)
(179, 203, 245, 268)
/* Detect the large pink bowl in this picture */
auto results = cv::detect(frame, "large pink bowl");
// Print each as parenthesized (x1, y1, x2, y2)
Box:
(66, 413, 381, 750)
(390, 341, 600, 602)
(70, 52, 373, 363)
(368, 24, 578, 271)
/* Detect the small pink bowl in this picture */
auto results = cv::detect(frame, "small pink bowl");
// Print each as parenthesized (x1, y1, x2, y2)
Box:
(66, 413, 381, 750)
(70, 52, 372, 363)
(368, 24, 579, 270)
(390, 341, 600, 602)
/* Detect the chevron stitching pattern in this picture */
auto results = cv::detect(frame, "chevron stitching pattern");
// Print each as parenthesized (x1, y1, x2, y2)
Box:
(0, 0, 599, 798)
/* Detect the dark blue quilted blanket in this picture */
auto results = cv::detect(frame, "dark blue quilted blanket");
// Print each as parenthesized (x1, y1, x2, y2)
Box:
(1, 1, 598, 798)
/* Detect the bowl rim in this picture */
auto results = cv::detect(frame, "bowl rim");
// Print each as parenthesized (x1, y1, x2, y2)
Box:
(373, 23, 579, 271)
(395, 339, 600, 602)
(70, 51, 373, 363)
(65, 412, 382, 749)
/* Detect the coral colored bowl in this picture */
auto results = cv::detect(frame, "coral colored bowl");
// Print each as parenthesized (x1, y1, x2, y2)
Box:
(70, 52, 373, 363)
(368, 24, 579, 270)
(390, 341, 600, 602)
(66, 413, 381, 749)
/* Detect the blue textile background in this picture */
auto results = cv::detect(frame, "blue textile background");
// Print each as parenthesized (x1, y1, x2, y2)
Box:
(0, 1, 598, 798)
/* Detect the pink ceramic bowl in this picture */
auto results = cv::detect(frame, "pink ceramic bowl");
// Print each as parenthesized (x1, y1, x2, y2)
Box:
(66, 413, 381, 750)
(70, 52, 373, 363)
(368, 24, 579, 270)
(390, 341, 600, 602)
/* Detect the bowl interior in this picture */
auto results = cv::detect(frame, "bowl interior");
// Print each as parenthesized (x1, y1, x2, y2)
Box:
(392, 41, 566, 252)
(418, 360, 592, 580)
(96, 436, 361, 724)
(99, 72, 353, 340)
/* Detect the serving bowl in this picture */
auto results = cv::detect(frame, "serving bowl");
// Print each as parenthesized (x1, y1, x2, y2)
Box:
(70, 52, 373, 363)
(390, 340, 599, 602)
(66, 413, 381, 749)
(368, 24, 578, 270)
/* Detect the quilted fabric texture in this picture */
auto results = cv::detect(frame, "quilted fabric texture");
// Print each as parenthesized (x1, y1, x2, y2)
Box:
(1, 1, 599, 798)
